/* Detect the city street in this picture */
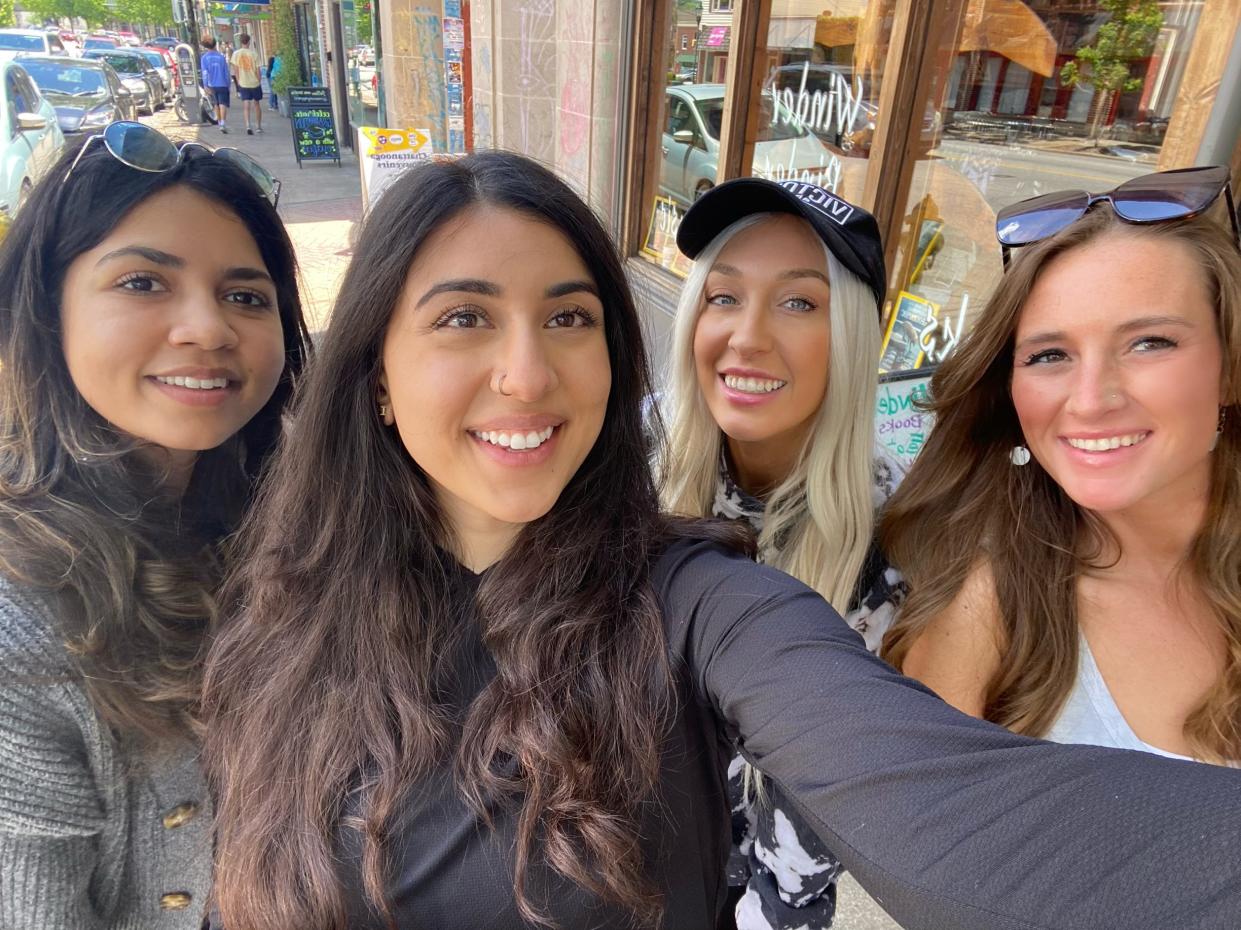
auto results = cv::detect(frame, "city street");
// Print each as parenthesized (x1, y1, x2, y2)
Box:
(145, 98, 362, 332)
(933, 136, 1154, 215)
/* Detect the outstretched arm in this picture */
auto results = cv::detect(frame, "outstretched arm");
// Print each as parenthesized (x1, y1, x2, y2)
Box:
(665, 541, 1239, 930)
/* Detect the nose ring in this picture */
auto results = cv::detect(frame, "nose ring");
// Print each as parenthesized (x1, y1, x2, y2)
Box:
(493, 372, 512, 397)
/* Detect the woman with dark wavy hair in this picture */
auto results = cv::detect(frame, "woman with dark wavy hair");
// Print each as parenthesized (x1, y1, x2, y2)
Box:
(204, 152, 1241, 930)
(0, 125, 308, 929)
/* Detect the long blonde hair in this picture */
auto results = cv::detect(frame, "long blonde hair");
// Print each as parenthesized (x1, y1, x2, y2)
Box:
(661, 213, 881, 611)
(880, 208, 1241, 762)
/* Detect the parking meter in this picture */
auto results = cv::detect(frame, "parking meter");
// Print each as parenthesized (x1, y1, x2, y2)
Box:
(174, 43, 203, 124)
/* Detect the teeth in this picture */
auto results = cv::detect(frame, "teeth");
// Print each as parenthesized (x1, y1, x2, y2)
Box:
(1066, 433, 1149, 452)
(473, 426, 556, 451)
(155, 375, 229, 390)
(723, 374, 786, 394)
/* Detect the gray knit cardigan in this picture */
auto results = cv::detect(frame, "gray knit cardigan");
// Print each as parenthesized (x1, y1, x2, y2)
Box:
(0, 578, 212, 930)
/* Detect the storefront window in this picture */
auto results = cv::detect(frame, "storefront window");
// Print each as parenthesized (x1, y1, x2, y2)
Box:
(750, 2, 891, 202)
(640, 1, 734, 277)
(881, 0, 1233, 373)
(342, 0, 382, 129)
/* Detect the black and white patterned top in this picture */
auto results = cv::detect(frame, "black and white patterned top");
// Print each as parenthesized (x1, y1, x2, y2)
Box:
(713, 453, 906, 930)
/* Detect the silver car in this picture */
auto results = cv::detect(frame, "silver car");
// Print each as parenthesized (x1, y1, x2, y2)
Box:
(660, 83, 842, 206)
(83, 49, 162, 114)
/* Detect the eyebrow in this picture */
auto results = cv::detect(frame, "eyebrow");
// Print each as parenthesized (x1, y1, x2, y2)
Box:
(416, 278, 501, 308)
(96, 246, 185, 269)
(709, 262, 830, 286)
(94, 248, 271, 285)
(224, 267, 275, 284)
(545, 279, 599, 299)
(416, 277, 599, 308)
(1015, 316, 1195, 351)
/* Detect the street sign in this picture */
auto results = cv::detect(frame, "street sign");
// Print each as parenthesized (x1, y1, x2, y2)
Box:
(358, 126, 432, 206)
(288, 86, 341, 167)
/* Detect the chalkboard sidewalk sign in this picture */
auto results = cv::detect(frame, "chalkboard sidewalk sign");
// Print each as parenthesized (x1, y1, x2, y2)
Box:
(287, 86, 340, 168)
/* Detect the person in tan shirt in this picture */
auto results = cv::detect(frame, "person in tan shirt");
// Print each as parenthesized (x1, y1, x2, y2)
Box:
(231, 33, 264, 134)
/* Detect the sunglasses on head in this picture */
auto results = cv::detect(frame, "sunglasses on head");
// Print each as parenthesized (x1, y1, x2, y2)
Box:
(995, 165, 1239, 266)
(64, 121, 281, 207)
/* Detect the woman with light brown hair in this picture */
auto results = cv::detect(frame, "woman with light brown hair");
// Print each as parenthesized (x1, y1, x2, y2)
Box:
(881, 166, 1241, 763)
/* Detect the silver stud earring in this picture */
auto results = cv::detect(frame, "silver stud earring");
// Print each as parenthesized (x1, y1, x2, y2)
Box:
(1010, 445, 1031, 466)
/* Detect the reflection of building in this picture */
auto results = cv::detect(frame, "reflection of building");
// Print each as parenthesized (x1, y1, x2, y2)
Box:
(696, 0, 733, 83)
(943, 1, 1204, 146)
(365, 0, 1240, 374)
(672, 13, 698, 77)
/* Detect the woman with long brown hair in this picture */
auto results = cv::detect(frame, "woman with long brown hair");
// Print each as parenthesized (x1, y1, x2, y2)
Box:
(204, 153, 1241, 930)
(882, 166, 1241, 764)
(0, 123, 307, 928)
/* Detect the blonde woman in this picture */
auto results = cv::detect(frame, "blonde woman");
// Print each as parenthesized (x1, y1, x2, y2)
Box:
(661, 178, 901, 930)
(882, 166, 1241, 765)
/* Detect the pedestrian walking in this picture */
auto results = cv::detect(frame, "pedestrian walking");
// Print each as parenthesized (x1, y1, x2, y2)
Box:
(232, 33, 264, 135)
(200, 35, 231, 133)
(267, 53, 280, 111)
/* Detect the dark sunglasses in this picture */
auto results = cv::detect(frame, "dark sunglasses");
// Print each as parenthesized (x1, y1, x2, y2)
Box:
(64, 121, 281, 207)
(995, 165, 1239, 266)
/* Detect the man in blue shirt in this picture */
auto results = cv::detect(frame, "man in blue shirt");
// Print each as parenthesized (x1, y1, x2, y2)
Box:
(200, 35, 231, 133)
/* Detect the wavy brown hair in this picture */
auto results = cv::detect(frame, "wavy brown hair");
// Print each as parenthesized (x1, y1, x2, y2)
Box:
(0, 141, 308, 745)
(201, 153, 738, 929)
(880, 208, 1241, 761)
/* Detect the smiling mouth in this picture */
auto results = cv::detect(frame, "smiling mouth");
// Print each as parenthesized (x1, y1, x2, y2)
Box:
(1064, 432, 1150, 452)
(153, 375, 233, 391)
(722, 374, 787, 394)
(469, 425, 557, 451)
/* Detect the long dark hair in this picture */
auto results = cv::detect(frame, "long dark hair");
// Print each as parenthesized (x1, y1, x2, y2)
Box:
(203, 152, 698, 928)
(0, 140, 309, 744)
(881, 209, 1241, 760)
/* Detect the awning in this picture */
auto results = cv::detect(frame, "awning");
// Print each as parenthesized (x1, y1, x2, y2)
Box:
(815, 15, 859, 49)
(852, 0, 1056, 78)
(959, 0, 1057, 77)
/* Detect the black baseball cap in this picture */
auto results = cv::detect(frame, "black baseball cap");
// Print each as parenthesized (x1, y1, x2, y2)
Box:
(676, 177, 887, 313)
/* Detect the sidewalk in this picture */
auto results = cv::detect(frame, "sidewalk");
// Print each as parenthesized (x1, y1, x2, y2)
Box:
(147, 100, 363, 331)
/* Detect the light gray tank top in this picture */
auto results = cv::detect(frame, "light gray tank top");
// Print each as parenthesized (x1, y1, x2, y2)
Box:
(1044, 636, 1195, 762)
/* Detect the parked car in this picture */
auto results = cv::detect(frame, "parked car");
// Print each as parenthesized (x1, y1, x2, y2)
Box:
(0, 28, 70, 63)
(0, 59, 65, 217)
(82, 35, 120, 52)
(660, 83, 841, 206)
(135, 47, 173, 102)
(145, 37, 179, 51)
(83, 49, 162, 113)
(18, 55, 136, 136)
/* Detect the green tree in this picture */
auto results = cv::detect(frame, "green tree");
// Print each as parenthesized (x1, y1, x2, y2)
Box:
(19, 0, 107, 26)
(355, 0, 372, 46)
(115, 0, 174, 28)
(0, 0, 14, 28)
(270, 0, 304, 98)
(1060, 0, 1162, 143)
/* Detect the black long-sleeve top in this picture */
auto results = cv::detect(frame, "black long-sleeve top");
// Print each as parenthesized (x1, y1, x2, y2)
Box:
(338, 539, 1241, 929)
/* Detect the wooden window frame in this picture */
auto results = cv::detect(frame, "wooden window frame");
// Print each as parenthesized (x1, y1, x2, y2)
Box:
(621, 0, 952, 289)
